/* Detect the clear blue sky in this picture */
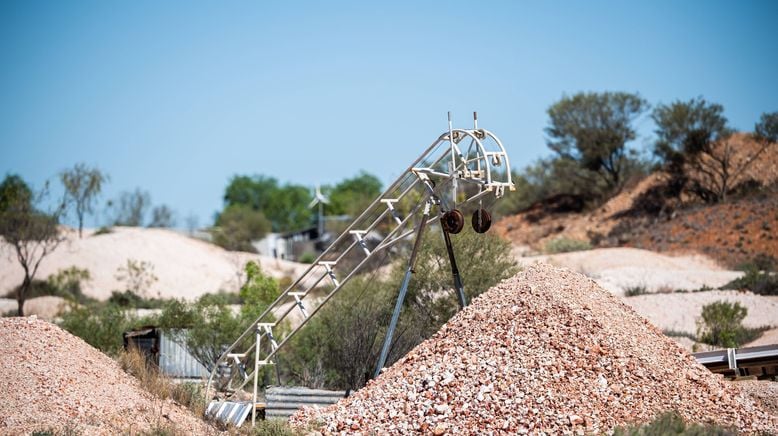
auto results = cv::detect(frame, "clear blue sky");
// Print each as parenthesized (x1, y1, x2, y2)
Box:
(1, 1, 776, 228)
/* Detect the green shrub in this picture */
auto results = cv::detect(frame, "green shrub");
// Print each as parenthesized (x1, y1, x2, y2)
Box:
(544, 237, 592, 254)
(59, 303, 136, 355)
(6, 266, 93, 304)
(152, 261, 280, 371)
(722, 267, 778, 296)
(108, 290, 167, 309)
(252, 419, 298, 436)
(92, 226, 113, 236)
(298, 252, 316, 264)
(211, 204, 270, 252)
(696, 301, 767, 348)
(613, 411, 734, 435)
(736, 253, 776, 272)
(31, 426, 80, 436)
(662, 329, 697, 341)
(625, 285, 649, 297)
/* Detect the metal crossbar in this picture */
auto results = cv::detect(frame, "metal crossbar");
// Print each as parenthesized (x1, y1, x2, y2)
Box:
(205, 115, 514, 426)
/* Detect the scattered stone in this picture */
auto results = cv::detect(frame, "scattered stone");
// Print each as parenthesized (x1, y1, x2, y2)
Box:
(290, 264, 777, 434)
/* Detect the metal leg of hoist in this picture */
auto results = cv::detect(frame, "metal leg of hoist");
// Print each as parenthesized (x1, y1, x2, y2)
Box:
(442, 228, 467, 309)
(251, 326, 261, 427)
(374, 203, 431, 379)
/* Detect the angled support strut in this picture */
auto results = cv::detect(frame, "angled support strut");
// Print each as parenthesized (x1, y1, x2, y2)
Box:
(373, 201, 432, 378)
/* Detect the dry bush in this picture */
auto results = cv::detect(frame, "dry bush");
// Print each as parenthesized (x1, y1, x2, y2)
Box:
(117, 347, 206, 417)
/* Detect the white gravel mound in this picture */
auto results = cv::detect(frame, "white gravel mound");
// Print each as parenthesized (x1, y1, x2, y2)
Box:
(0, 317, 216, 435)
(291, 263, 777, 434)
(0, 226, 308, 301)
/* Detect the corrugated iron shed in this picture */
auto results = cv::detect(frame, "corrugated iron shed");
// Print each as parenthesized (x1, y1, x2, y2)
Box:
(265, 386, 346, 419)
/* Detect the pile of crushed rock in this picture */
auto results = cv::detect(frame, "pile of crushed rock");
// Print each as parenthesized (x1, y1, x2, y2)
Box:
(291, 263, 777, 434)
(0, 317, 215, 435)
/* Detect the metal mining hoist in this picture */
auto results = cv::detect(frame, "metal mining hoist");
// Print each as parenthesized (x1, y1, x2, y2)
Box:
(205, 113, 515, 426)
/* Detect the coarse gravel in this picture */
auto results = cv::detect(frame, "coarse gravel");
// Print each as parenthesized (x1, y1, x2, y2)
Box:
(0, 317, 217, 435)
(290, 263, 777, 435)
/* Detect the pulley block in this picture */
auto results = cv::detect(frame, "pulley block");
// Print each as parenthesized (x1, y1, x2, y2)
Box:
(471, 209, 492, 233)
(441, 209, 465, 234)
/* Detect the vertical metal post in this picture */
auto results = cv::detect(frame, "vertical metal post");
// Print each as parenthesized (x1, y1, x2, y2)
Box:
(252, 327, 261, 426)
(374, 202, 432, 378)
(442, 227, 467, 309)
(448, 112, 457, 204)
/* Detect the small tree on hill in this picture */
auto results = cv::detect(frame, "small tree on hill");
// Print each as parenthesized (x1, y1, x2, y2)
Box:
(326, 171, 383, 217)
(212, 204, 271, 252)
(148, 204, 176, 228)
(545, 91, 649, 195)
(0, 175, 65, 316)
(60, 163, 108, 238)
(653, 99, 773, 202)
(111, 188, 151, 226)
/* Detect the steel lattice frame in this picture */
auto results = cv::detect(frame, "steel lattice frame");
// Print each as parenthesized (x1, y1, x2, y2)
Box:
(205, 116, 514, 425)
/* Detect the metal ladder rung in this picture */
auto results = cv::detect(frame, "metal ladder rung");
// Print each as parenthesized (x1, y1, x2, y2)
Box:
(318, 261, 340, 287)
(349, 230, 371, 257)
(226, 353, 249, 380)
(258, 323, 279, 351)
(381, 199, 403, 225)
(288, 292, 309, 319)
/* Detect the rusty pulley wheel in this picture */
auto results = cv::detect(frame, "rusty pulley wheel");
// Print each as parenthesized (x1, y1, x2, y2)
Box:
(441, 209, 465, 234)
(471, 209, 492, 233)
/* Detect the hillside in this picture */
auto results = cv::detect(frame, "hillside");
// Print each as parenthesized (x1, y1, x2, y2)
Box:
(496, 134, 778, 268)
(0, 227, 309, 302)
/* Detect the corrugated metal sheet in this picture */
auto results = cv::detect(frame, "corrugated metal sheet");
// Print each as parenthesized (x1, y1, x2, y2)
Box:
(206, 400, 253, 427)
(265, 386, 346, 418)
(158, 330, 209, 380)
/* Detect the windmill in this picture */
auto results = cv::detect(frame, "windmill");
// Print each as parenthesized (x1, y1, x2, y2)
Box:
(308, 185, 329, 238)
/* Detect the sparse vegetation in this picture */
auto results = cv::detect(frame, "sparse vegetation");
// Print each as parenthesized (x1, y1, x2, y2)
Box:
(696, 301, 767, 348)
(212, 204, 271, 252)
(251, 419, 299, 436)
(298, 252, 316, 264)
(0, 174, 66, 316)
(613, 411, 734, 435)
(5, 266, 94, 304)
(153, 261, 280, 371)
(93, 226, 114, 236)
(110, 188, 151, 226)
(115, 259, 159, 298)
(60, 163, 108, 238)
(662, 329, 697, 341)
(545, 91, 650, 195)
(544, 237, 592, 254)
(653, 99, 775, 203)
(118, 347, 206, 417)
(108, 290, 167, 309)
(60, 303, 136, 355)
(624, 285, 649, 297)
(148, 205, 176, 228)
(722, 267, 778, 296)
